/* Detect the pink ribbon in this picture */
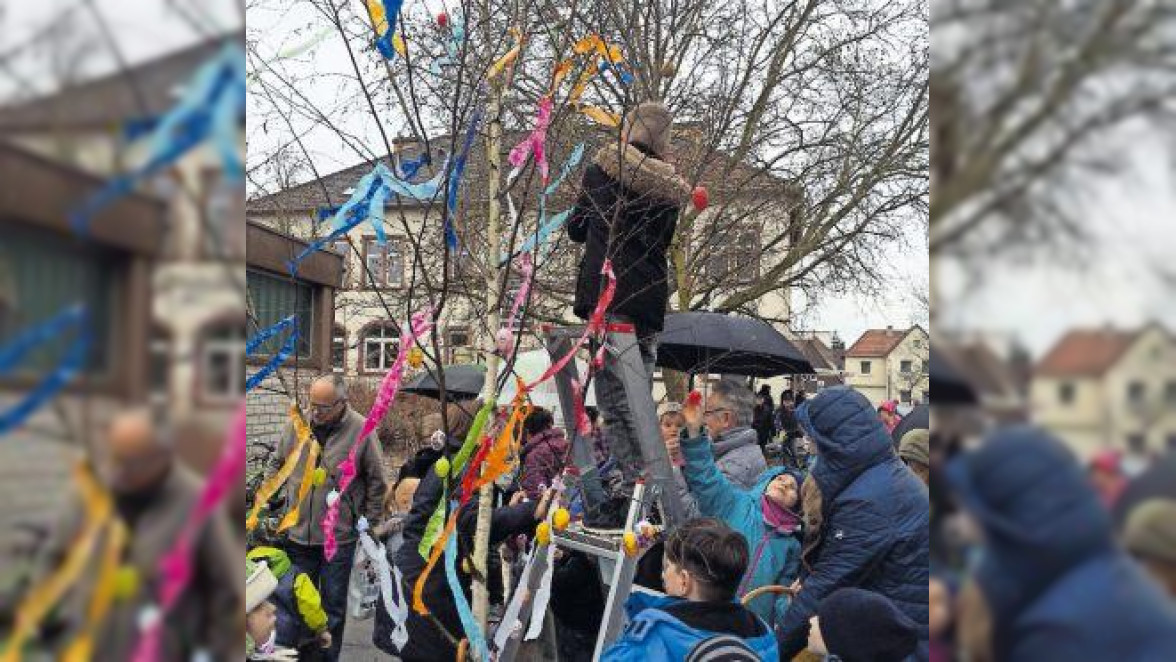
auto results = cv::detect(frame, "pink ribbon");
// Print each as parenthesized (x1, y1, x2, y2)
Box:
(525, 259, 615, 392)
(571, 378, 592, 436)
(131, 402, 246, 662)
(323, 307, 435, 561)
(508, 97, 553, 183)
(497, 254, 534, 361)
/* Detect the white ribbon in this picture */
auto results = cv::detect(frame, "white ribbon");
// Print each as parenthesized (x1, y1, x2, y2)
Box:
(524, 549, 556, 641)
(492, 546, 538, 652)
(357, 517, 410, 650)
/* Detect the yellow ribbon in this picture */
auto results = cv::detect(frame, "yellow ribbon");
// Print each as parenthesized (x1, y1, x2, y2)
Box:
(247, 404, 311, 532)
(278, 438, 321, 532)
(578, 104, 621, 127)
(487, 27, 523, 80)
(60, 519, 128, 662)
(2, 462, 111, 662)
(366, 0, 407, 57)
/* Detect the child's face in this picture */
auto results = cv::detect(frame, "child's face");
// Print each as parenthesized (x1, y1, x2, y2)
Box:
(246, 600, 277, 644)
(662, 555, 691, 599)
(660, 414, 683, 443)
(766, 473, 799, 509)
(929, 577, 952, 638)
(806, 615, 828, 655)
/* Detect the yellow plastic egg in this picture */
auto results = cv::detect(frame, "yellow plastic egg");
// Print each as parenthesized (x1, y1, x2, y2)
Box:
(536, 521, 551, 546)
(622, 532, 638, 557)
(435, 457, 451, 478)
(113, 566, 140, 601)
(552, 508, 570, 531)
(312, 467, 326, 487)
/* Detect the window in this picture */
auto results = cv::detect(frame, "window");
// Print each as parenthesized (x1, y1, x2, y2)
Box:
(198, 319, 246, 401)
(1127, 381, 1146, 407)
(703, 227, 759, 285)
(202, 169, 246, 257)
(0, 225, 115, 376)
(1058, 382, 1075, 406)
(1168, 434, 1176, 452)
(149, 324, 172, 406)
(331, 240, 352, 288)
(900, 360, 913, 374)
(860, 361, 872, 375)
(246, 270, 313, 357)
(446, 327, 473, 364)
(1126, 434, 1147, 455)
(362, 323, 400, 372)
(900, 389, 912, 404)
(1166, 381, 1176, 407)
(332, 325, 347, 373)
(363, 238, 404, 288)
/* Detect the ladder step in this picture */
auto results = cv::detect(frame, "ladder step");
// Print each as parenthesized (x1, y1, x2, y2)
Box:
(552, 528, 621, 557)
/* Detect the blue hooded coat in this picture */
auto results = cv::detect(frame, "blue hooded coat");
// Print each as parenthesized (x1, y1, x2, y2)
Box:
(601, 591, 779, 661)
(680, 431, 802, 624)
(777, 386, 929, 660)
(948, 426, 1176, 661)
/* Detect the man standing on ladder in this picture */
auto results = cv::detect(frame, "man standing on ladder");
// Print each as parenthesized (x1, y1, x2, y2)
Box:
(567, 100, 693, 528)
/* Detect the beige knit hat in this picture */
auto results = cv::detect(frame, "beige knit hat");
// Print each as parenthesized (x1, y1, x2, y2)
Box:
(246, 559, 279, 612)
(899, 429, 930, 467)
(657, 402, 683, 419)
(623, 101, 673, 158)
(1124, 499, 1176, 565)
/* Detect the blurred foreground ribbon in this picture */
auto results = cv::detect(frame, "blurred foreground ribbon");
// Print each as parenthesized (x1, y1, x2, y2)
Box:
(0, 304, 91, 435)
(131, 402, 246, 662)
(247, 404, 313, 531)
(60, 519, 127, 662)
(323, 308, 434, 561)
(73, 43, 244, 234)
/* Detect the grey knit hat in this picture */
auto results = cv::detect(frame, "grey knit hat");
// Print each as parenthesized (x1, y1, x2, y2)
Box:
(899, 429, 930, 467)
(623, 101, 673, 158)
(1124, 499, 1176, 565)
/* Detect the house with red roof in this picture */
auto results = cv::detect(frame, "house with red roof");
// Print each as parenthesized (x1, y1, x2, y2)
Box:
(1031, 323, 1176, 460)
(844, 325, 929, 407)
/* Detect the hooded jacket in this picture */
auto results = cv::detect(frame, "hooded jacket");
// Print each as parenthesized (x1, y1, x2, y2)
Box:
(602, 592, 778, 661)
(680, 431, 802, 624)
(268, 406, 387, 546)
(519, 427, 571, 500)
(777, 387, 929, 660)
(674, 426, 768, 517)
(947, 426, 1176, 661)
(246, 546, 328, 647)
(567, 141, 691, 333)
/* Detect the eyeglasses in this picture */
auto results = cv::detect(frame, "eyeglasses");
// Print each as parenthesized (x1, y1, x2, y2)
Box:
(309, 399, 344, 413)
(703, 408, 731, 418)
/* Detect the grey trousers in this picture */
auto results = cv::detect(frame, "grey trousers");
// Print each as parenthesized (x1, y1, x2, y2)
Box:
(592, 320, 657, 492)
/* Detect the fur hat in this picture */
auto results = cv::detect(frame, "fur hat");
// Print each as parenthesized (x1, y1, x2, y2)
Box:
(623, 101, 673, 158)
(246, 559, 279, 613)
(899, 429, 930, 467)
(1124, 499, 1176, 565)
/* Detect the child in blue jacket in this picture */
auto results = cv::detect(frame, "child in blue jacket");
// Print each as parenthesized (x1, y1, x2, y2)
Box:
(674, 396, 804, 624)
(602, 518, 779, 661)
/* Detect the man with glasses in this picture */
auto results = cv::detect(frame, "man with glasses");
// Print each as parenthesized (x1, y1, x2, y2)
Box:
(263, 374, 388, 661)
(674, 380, 768, 495)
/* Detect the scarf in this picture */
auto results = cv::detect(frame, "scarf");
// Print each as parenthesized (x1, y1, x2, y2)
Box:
(761, 494, 801, 534)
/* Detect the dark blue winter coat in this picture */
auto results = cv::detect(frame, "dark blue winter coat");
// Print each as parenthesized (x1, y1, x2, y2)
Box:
(947, 426, 1176, 661)
(776, 386, 929, 660)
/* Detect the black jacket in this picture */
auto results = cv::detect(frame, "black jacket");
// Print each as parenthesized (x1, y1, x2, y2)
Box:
(568, 142, 691, 333)
(380, 467, 538, 661)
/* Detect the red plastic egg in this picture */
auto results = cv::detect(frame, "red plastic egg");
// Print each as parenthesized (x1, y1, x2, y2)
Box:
(437, 12, 449, 28)
(691, 186, 709, 211)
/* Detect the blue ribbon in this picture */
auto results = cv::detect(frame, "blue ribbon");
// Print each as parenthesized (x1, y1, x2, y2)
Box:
(72, 43, 245, 235)
(0, 305, 91, 435)
(499, 144, 585, 265)
(430, 18, 466, 74)
(374, 0, 406, 59)
(246, 316, 299, 392)
(316, 206, 342, 222)
(445, 507, 488, 661)
(395, 151, 431, 180)
(544, 143, 586, 196)
(445, 106, 485, 250)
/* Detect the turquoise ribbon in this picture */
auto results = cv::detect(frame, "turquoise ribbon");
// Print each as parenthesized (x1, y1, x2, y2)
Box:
(445, 510, 488, 660)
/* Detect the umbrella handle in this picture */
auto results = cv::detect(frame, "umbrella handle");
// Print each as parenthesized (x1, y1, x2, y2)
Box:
(741, 584, 799, 605)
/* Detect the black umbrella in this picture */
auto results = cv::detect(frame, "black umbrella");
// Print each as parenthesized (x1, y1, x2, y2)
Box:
(402, 364, 486, 401)
(891, 403, 929, 446)
(929, 347, 977, 405)
(655, 311, 813, 377)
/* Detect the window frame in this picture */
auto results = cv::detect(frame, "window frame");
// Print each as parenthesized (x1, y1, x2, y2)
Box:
(331, 324, 348, 374)
(359, 321, 401, 374)
(860, 360, 872, 376)
(1058, 381, 1076, 406)
(361, 236, 405, 290)
(195, 315, 247, 407)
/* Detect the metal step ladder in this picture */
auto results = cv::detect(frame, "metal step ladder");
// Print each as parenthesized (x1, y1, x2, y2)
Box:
(498, 325, 685, 660)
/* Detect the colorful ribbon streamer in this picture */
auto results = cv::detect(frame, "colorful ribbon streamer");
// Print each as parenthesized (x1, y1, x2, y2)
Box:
(508, 97, 553, 184)
(445, 523, 488, 661)
(60, 517, 127, 662)
(491, 545, 537, 652)
(445, 105, 485, 250)
(524, 260, 616, 392)
(0, 305, 91, 435)
(2, 462, 111, 662)
(367, 0, 407, 59)
(486, 27, 523, 79)
(417, 480, 449, 560)
(131, 402, 246, 662)
(524, 550, 556, 641)
(289, 160, 448, 275)
(247, 404, 312, 532)
(501, 254, 534, 350)
(246, 316, 299, 392)
(73, 43, 244, 235)
(412, 512, 458, 615)
(430, 17, 466, 74)
(323, 308, 435, 561)
(277, 436, 321, 532)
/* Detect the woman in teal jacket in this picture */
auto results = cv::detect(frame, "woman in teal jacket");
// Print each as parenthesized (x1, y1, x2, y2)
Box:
(680, 426, 804, 624)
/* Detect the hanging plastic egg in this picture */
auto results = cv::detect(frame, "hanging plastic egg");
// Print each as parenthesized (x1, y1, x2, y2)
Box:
(536, 521, 551, 546)
(691, 186, 709, 211)
(326, 489, 339, 507)
(313, 467, 327, 487)
(437, 11, 449, 28)
(622, 531, 639, 557)
(435, 457, 451, 478)
(552, 508, 570, 531)
(408, 347, 424, 369)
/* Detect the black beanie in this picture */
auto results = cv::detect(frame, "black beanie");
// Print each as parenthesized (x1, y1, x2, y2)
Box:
(819, 588, 918, 662)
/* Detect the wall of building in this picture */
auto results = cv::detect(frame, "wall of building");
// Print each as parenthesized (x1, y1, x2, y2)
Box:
(1103, 327, 1176, 454)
